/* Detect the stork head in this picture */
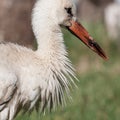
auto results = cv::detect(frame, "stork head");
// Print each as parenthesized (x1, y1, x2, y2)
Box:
(33, 0, 108, 60)
(54, 0, 108, 60)
(50, 0, 76, 27)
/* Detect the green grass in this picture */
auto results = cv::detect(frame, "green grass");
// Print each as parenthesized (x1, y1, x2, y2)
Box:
(15, 22, 120, 120)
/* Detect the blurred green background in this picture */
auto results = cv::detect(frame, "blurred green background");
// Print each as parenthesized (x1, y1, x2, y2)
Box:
(15, 22, 120, 120)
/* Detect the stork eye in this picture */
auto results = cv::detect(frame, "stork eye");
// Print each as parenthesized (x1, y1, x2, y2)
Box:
(65, 7, 73, 16)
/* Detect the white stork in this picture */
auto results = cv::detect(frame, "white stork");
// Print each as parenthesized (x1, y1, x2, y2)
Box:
(104, 0, 120, 40)
(0, 0, 107, 120)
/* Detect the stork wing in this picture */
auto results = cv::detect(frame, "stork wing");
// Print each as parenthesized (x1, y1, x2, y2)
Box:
(0, 72, 17, 111)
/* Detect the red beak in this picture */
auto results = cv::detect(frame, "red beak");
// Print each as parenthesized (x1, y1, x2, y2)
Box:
(67, 20, 108, 60)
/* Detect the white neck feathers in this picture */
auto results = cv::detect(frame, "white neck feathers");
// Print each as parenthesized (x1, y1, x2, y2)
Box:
(31, 0, 76, 111)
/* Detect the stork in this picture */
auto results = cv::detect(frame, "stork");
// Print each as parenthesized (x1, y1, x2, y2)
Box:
(0, 0, 107, 120)
(104, 0, 120, 40)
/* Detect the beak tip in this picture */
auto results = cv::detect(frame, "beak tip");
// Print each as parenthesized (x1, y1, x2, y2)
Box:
(104, 56, 109, 61)
(98, 51, 108, 61)
(99, 51, 108, 61)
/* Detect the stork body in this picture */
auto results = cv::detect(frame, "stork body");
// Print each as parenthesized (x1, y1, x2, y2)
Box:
(0, 0, 76, 119)
(0, 41, 73, 120)
(0, 0, 107, 120)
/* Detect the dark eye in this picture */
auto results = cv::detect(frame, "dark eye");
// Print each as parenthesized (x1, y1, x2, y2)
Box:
(65, 7, 73, 16)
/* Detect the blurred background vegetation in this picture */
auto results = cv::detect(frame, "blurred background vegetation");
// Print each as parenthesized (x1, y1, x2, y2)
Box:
(0, 0, 120, 120)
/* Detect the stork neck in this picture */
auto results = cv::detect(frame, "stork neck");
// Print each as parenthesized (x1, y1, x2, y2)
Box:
(36, 24, 65, 56)
(32, 0, 66, 58)
(32, 15, 66, 58)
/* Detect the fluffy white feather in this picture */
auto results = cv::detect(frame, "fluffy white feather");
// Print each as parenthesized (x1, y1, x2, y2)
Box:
(0, 0, 77, 120)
